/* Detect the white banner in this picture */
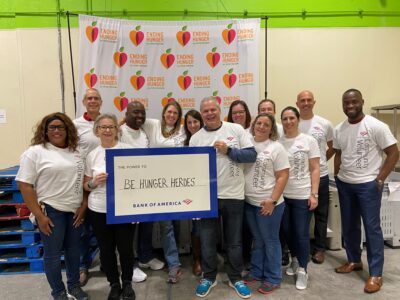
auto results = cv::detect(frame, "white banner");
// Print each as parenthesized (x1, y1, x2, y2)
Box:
(77, 15, 260, 119)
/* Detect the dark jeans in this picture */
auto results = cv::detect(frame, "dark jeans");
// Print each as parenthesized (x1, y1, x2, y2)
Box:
(79, 220, 98, 271)
(40, 204, 82, 297)
(88, 209, 135, 284)
(282, 198, 312, 271)
(200, 199, 244, 283)
(245, 202, 284, 285)
(335, 178, 384, 276)
(313, 175, 330, 251)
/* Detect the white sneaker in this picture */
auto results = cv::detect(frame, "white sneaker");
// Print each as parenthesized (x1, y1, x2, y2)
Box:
(286, 259, 299, 276)
(139, 258, 165, 270)
(132, 267, 147, 283)
(295, 268, 308, 290)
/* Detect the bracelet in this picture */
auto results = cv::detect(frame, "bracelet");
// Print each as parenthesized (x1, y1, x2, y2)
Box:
(88, 180, 96, 190)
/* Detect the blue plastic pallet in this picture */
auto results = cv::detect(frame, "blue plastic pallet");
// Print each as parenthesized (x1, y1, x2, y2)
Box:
(0, 191, 24, 204)
(0, 230, 40, 246)
(0, 257, 44, 274)
(0, 218, 34, 231)
(0, 243, 42, 259)
(0, 166, 19, 191)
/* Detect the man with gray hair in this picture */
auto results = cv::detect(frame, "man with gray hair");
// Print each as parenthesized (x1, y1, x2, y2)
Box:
(190, 97, 257, 299)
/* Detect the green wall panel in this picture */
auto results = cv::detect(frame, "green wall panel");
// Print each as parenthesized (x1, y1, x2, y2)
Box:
(0, 0, 400, 29)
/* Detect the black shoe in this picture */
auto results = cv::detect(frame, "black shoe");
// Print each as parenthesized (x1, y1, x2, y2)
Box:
(282, 250, 290, 266)
(121, 282, 135, 300)
(108, 283, 122, 300)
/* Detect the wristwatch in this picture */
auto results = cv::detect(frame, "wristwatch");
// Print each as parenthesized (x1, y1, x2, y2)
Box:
(311, 193, 319, 199)
(272, 200, 278, 206)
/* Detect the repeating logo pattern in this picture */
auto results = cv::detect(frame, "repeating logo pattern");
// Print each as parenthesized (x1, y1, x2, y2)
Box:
(77, 16, 259, 119)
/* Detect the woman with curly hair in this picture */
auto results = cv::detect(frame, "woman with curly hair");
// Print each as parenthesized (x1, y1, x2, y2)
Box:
(16, 112, 88, 300)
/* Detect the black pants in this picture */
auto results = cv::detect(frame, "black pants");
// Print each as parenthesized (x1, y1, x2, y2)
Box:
(88, 209, 135, 285)
(313, 175, 330, 251)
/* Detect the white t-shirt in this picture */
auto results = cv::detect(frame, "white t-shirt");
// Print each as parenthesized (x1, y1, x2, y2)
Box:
(143, 119, 186, 148)
(120, 124, 150, 148)
(16, 143, 85, 213)
(279, 133, 320, 199)
(85, 142, 132, 213)
(333, 115, 397, 184)
(190, 121, 254, 200)
(73, 116, 100, 154)
(244, 138, 290, 206)
(299, 115, 333, 177)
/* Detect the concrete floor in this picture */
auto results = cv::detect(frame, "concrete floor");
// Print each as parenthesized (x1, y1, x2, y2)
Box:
(1, 247, 399, 300)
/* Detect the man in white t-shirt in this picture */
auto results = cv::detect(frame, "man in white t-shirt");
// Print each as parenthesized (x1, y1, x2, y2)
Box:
(333, 89, 399, 294)
(120, 101, 165, 281)
(74, 88, 102, 154)
(73, 88, 102, 286)
(190, 97, 257, 299)
(296, 90, 334, 264)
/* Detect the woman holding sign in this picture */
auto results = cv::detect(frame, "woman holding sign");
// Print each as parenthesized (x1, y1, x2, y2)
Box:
(143, 100, 185, 283)
(84, 114, 136, 300)
(243, 113, 289, 295)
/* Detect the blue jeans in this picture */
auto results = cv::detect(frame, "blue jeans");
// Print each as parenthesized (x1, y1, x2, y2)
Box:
(137, 221, 155, 264)
(335, 178, 384, 276)
(79, 220, 98, 271)
(313, 175, 330, 251)
(160, 221, 180, 269)
(40, 204, 82, 297)
(200, 199, 244, 283)
(282, 198, 312, 271)
(245, 202, 284, 285)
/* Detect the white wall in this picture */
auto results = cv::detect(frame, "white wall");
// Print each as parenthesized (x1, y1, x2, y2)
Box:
(0, 27, 399, 169)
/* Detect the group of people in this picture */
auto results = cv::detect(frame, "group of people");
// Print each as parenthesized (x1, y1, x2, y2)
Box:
(15, 87, 398, 300)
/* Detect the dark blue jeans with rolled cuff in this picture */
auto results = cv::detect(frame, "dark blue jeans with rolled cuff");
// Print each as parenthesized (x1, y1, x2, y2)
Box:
(79, 220, 98, 271)
(40, 204, 83, 298)
(245, 202, 284, 285)
(313, 174, 330, 251)
(282, 198, 312, 271)
(200, 199, 244, 283)
(335, 177, 384, 276)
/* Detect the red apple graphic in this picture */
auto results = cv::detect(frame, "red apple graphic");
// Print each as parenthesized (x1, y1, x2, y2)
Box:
(177, 70, 192, 91)
(161, 92, 176, 106)
(160, 48, 175, 69)
(86, 21, 99, 43)
(222, 23, 236, 45)
(223, 68, 237, 88)
(130, 70, 145, 91)
(212, 91, 222, 104)
(84, 68, 97, 88)
(206, 47, 220, 68)
(129, 25, 144, 46)
(176, 25, 191, 46)
(114, 92, 129, 112)
(113, 47, 128, 68)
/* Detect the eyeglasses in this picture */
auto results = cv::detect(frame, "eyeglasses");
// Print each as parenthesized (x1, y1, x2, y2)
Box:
(47, 125, 66, 131)
(232, 110, 246, 115)
(86, 96, 101, 101)
(97, 125, 117, 131)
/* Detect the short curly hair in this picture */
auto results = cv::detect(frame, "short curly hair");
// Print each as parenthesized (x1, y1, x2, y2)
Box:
(31, 112, 78, 151)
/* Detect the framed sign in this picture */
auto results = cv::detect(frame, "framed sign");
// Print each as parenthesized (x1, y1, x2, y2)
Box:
(105, 146, 218, 224)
